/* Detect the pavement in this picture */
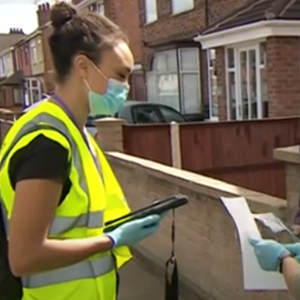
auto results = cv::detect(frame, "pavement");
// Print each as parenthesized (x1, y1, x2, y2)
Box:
(118, 259, 168, 300)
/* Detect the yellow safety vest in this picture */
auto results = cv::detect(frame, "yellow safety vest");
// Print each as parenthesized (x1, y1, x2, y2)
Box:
(0, 99, 132, 300)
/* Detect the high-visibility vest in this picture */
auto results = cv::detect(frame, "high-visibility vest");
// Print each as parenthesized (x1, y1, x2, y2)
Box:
(0, 99, 132, 300)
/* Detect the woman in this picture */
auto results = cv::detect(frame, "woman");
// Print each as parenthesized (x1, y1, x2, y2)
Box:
(0, 2, 162, 300)
(249, 238, 300, 299)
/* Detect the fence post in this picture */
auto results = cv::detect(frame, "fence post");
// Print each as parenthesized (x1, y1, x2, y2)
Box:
(170, 121, 181, 168)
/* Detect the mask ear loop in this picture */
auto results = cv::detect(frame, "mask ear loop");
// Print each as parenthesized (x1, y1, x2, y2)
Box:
(83, 79, 92, 91)
(90, 62, 109, 82)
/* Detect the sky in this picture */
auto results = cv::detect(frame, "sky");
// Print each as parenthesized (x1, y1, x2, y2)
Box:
(0, 0, 67, 34)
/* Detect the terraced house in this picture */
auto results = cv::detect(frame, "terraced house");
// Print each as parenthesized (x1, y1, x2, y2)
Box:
(141, 0, 300, 121)
(0, 28, 25, 110)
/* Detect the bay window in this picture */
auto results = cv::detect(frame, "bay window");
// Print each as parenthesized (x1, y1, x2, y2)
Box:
(146, 48, 201, 114)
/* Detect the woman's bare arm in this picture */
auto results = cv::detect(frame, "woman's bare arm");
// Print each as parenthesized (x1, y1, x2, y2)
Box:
(8, 178, 112, 277)
(282, 256, 300, 299)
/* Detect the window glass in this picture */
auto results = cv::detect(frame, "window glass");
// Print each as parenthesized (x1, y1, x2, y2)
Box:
(145, 0, 157, 23)
(13, 88, 22, 104)
(227, 48, 235, 68)
(133, 106, 161, 124)
(172, 0, 194, 14)
(181, 73, 200, 113)
(179, 49, 198, 71)
(158, 106, 186, 123)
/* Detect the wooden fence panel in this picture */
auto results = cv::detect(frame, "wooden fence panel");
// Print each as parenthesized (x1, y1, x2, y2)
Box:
(123, 124, 172, 165)
(180, 118, 300, 197)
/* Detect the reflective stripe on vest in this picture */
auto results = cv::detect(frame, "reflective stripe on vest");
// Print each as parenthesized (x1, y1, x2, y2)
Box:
(22, 254, 115, 288)
(0, 200, 103, 236)
(0, 112, 104, 234)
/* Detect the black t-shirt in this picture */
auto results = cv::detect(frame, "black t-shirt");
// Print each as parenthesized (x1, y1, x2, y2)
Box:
(8, 135, 72, 205)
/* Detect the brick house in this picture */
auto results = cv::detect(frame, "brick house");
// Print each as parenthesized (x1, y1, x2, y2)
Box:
(196, 0, 300, 121)
(0, 28, 26, 109)
(140, 0, 300, 120)
(14, 29, 45, 109)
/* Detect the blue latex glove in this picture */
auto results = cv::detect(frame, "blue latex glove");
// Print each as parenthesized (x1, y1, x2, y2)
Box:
(249, 238, 289, 271)
(283, 243, 300, 262)
(106, 215, 161, 248)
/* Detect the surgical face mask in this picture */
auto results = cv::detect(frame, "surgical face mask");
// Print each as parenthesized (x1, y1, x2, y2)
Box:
(85, 64, 129, 116)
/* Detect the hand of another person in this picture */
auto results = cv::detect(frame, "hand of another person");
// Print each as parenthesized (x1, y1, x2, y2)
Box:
(249, 238, 290, 271)
(283, 243, 300, 263)
(106, 215, 161, 248)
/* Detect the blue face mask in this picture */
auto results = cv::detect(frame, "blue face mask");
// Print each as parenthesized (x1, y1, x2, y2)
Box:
(85, 65, 130, 116)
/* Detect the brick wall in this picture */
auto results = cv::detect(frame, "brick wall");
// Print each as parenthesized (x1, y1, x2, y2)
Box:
(267, 37, 300, 117)
(109, 0, 142, 63)
(141, 0, 255, 64)
(0, 87, 14, 107)
(41, 25, 54, 92)
(108, 152, 290, 300)
(274, 146, 300, 226)
(15, 43, 31, 77)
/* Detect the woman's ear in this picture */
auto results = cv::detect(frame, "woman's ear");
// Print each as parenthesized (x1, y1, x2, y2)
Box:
(73, 54, 89, 79)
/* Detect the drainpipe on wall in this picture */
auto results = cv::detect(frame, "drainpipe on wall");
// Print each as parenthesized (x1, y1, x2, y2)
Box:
(205, 0, 209, 27)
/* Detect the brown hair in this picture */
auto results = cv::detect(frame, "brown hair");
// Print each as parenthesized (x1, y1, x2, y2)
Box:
(49, 1, 127, 82)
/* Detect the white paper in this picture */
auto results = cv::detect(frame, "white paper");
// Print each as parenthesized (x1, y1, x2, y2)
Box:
(221, 197, 287, 290)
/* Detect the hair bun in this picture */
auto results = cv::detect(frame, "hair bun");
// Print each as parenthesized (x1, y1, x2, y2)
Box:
(50, 1, 77, 30)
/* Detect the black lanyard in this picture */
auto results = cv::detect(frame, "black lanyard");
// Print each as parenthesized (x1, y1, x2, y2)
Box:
(165, 210, 179, 300)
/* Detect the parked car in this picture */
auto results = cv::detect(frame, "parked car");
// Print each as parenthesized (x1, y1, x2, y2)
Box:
(86, 101, 189, 136)
(115, 101, 188, 124)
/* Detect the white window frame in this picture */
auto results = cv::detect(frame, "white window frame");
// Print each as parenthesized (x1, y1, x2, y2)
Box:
(144, 0, 157, 24)
(4, 54, 10, 76)
(178, 48, 201, 114)
(25, 78, 42, 106)
(172, 0, 194, 15)
(7, 54, 12, 76)
(147, 48, 201, 114)
(30, 40, 37, 64)
(225, 40, 266, 120)
(15, 49, 19, 70)
(89, 1, 104, 14)
(207, 49, 218, 121)
(37, 38, 42, 62)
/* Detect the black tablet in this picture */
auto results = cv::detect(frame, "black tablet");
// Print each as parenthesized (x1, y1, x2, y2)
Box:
(104, 194, 188, 232)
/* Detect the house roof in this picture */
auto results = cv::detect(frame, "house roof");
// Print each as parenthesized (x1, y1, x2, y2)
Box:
(0, 70, 24, 86)
(0, 32, 25, 52)
(202, 0, 299, 35)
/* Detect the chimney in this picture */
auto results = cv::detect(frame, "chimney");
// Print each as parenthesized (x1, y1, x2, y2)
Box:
(9, 28, 24, 35)
(37, 2, 51, 27)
